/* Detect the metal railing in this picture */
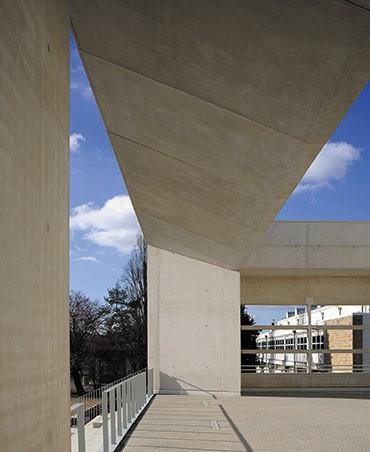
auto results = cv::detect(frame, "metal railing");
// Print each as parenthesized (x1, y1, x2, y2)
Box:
(73, 370, 145, 425)
(70, 403, 86, 452)
(241, 358, 370, 374)
(102, 368, 153, 452)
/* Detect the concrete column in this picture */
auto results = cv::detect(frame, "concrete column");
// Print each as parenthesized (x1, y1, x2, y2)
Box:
(148, 246, 240, 396)
(0, 2, 69, 451)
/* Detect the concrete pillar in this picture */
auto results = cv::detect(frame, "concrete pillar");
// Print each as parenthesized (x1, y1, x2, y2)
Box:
(148, 246, 240, 396)
(0, 2, 69, 451)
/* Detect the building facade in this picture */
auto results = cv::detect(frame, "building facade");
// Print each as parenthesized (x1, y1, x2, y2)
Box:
(256, 305, 370, 373)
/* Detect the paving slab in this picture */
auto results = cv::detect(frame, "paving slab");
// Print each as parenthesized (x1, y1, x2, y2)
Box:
(122, 393, 370, 452)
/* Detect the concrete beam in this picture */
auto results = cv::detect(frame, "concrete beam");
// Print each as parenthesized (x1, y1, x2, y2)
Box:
(0, 1, 69, 451)
(242, 222, 370, 276)
(71, 0, 370, 269)
(241, 275, 370, 306)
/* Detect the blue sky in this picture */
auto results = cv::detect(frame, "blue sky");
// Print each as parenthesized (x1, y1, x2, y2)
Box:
(69, 35, 370, 305)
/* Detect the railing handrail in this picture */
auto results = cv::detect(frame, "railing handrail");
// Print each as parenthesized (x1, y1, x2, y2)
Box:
(104, 369, 147, 393)
(76, 368, 146, 402)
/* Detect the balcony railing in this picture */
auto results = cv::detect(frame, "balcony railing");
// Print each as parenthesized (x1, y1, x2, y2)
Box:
(103, 368, 153, 452)
(74, 370, 146, 425)
(70, 368, 154, 452)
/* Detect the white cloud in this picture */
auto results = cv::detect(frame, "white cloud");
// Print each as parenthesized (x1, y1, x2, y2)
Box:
(295, 141, 361, 194)
(82, 85, 93, 100)
(74, 256, 100, 263)
(70, 133, 85, 153)
(70, 195, 140, 253)
(71, 79, 94, 100)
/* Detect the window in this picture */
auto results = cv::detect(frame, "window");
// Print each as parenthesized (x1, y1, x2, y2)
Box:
(286, 338, 294, 350)
(312, 334, 324, 350)
(297, 336, 307, 350)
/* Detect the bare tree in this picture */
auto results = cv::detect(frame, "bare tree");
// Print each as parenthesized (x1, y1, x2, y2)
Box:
(69, 291, 109, 394)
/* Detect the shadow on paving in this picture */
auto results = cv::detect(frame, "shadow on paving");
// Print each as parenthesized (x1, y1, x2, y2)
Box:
(119, 395, 254, 452)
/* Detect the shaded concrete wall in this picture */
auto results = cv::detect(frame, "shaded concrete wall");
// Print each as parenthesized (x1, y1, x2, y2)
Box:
(241, 222, 370, 303)
(241, 276, 370, 305)
(0, 2, 69, 451)
(243, 222, 370, 274)
(148, 246, 240, 395)
(242, 373, 370, 390)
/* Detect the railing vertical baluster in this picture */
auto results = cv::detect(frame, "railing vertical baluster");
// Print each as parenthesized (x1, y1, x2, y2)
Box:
(122, 381, 127, 431)
(77, 404, 86, 452)
(117, 383, 122, 436)
(132, 378, 135, 417)
(132, 377, 135, 415)
(135, 376, 138, 414)
(139, 373, 142, 408)
(146, 369, 149, 400)
(102, 391, 109, 452)
(110, 389, 116, 445)
(71, 404, 86, 452)
(142, 372, 145, 407)
(140, 373, 143, 407)
(127, 379, 131, 424)
(97, 371, 153, 452)
(146, 371, 149, 399)
(134, 376, 137, 414)
(138, 374, 141, 409)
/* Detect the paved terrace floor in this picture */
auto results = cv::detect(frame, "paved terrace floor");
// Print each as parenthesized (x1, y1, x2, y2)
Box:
(121, 392, 370, 452)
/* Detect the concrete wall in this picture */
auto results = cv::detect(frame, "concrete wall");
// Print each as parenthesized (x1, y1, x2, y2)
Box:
(0, 2, 69, 451)
(241, 276, 370, 305)
(148, 246, 240, 396)
(242, 373, 370, 390)
(242, 222, 370, 275)
(241, 222, 370, 305)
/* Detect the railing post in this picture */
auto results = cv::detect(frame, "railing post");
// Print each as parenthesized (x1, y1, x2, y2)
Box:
(133, 376, 137, 415)
(306, 297, 313, 373)
(77, 404, 86, 452)
(122, 380, 127, 430)
(139, 372, 142, 408)
(127, 379, 132, 424)
(134, 376, 137, 415)
(117, 383, 122, 436)
(110, 389, 116, 445)
(143, 371, 146, 405)
(71, 403, 86, 452)
(148, 369, 152, 397)
(141, 372, 145, 407)
(102, 392, 109, 452)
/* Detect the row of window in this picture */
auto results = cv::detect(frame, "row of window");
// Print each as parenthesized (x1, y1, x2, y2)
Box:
(257, 334, 325, 351)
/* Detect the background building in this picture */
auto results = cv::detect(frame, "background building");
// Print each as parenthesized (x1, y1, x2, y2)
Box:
(256, 305, 370, 373)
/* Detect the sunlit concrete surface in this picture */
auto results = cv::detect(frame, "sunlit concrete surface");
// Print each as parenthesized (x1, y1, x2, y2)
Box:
(0, 1, 70, 450)
(148, 246, 240, 395)
(122, 394, 370, 452)
(71, 0, 370, 269)
(242, 222, 370, 275)
(241, 221, 370, 306)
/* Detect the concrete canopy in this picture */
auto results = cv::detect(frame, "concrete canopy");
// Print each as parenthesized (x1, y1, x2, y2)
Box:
(71, 0, 370, 269)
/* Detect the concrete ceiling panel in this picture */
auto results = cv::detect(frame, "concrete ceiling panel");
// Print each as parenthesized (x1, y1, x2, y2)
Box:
(71, 0, 370, 269)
